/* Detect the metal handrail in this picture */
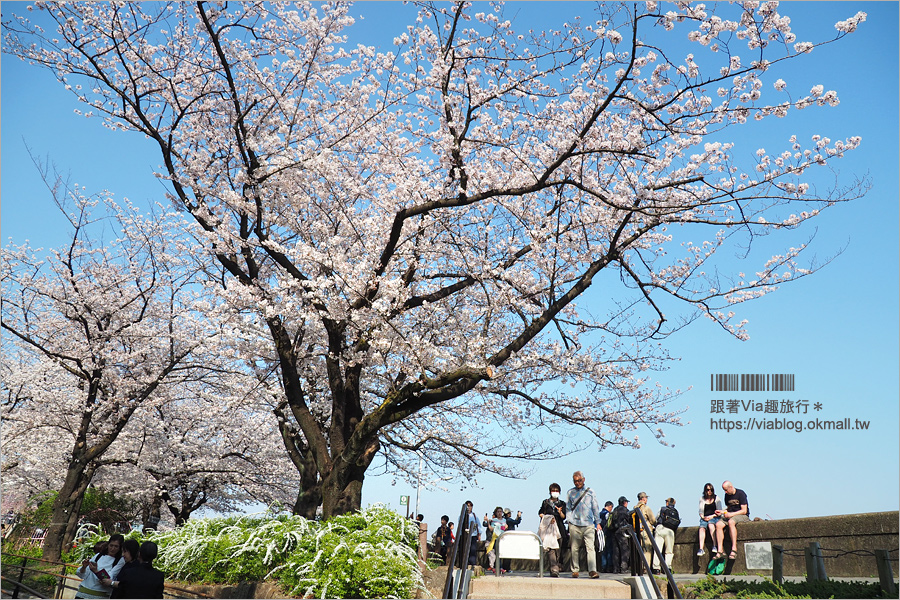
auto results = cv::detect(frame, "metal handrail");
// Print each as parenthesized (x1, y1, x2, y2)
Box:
(631, 508, 683, 599)
(0, 551, 212, 599)
(0, 553, 78, 567)
(0, 573, 48, 599)
(442, 502, 473, 599)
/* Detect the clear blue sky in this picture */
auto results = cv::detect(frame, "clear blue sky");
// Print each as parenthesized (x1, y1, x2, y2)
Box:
(2, 2, 897, 529)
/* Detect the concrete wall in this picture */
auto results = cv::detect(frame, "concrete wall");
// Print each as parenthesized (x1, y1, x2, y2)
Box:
(671, 511, 899, 577)
(167, 512, 900, 597)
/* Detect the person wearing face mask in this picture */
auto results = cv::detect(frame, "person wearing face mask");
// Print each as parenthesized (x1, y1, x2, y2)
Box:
(538, 483, 568, 576)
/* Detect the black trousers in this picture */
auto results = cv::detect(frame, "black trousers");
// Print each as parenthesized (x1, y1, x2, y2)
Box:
(611, 531, 631, 573)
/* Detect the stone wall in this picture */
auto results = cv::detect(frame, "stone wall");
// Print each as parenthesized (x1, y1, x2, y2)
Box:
(164, 512, 900, 597)
(671, 511, 899, 577)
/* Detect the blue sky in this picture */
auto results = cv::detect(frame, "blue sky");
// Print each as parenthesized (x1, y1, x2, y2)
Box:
(2, 2, 897, 529)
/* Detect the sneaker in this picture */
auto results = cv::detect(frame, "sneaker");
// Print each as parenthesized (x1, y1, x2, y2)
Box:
(571, 572, 579, 578)
(550, 571, 559, 578)
(712, 546, 718, 554)
(696, 549, 705, 556)
(487, 567, 494, 573)
(589, 571, 599, 579)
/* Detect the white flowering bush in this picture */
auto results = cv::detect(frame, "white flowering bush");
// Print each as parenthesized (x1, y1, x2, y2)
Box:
(271, 507, 423, 599)
(72, 506, 425, 598)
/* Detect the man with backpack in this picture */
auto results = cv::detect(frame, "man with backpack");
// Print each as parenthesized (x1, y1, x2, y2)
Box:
(654, 497, 681, 573)
(609, 496, 633, 574)
(598, 501, 615, 573)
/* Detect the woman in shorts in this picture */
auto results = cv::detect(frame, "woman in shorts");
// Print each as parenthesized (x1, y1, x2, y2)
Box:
(696, 483, 723, 556)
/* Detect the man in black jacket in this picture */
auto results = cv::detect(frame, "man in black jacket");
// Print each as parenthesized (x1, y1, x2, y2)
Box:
(609, 496, 633, 574)
(111, 541, 164, 599)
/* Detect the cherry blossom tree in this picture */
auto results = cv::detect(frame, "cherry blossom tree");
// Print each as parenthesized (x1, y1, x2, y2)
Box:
(0, 174, 229, 561)
(107, 390, 302, 528)
(4, 1, 868, 518)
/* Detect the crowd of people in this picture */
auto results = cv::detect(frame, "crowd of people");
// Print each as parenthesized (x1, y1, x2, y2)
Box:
(427, 473, 750, 579)
(74, 535, 165, 599)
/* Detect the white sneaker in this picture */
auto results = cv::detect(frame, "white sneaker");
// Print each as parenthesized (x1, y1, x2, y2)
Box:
(712, 546, 718, 554)
(696, 549, 705, 556)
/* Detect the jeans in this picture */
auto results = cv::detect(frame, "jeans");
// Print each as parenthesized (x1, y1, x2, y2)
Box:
(600, 531, 615, 571)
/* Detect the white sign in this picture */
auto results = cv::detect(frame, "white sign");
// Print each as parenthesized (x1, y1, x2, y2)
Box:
(744, 542, 773, 569)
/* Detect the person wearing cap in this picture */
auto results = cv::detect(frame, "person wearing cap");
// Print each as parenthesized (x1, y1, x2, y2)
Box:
(609, 496, 632, 574)
(503, 508, 522, 531)
(566, 471, 602, 578)
(632, 492, 657, 573)
(654, 497, 681, 573)
(501, 508, 522, 572)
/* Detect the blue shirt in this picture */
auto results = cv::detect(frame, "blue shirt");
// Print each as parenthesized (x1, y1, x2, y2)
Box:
(599, 508, 611, 531)
(467, 511, 482, 540)
(566, 486, 601, 527)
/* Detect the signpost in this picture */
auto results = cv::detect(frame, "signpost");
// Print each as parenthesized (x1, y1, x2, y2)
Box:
(400, 495, 410, 519)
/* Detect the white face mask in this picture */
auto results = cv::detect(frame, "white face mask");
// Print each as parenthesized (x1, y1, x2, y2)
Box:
(550, 491, 560, 499)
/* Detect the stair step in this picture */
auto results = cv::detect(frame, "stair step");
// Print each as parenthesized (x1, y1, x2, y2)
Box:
(468, 574, 633, 599)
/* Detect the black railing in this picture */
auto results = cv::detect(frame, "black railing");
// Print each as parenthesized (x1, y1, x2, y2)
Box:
(442, 503, 474, 599)
(1, 573, 48, 599)
(0, 552, 212, 599)
(0, 553, 69, 599)
(630, 508, 683, 599)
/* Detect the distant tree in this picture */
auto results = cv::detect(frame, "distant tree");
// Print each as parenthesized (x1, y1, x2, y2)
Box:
(0, 174, 223, 561)
(108, 392, 302, 528)
(4, 1, 868, 518)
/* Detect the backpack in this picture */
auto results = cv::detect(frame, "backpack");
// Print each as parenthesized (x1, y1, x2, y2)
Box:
(660, 506, 681, 531)
(611, 505, 631, 533)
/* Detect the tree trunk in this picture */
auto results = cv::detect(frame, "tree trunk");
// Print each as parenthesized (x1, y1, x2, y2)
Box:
(292, 484, 322, 519)
(321, 473, 364, 519)
(141, 495, 163, 531)
(291, 448, 322, 519)
(42, 464, 92, 563)
(320, 438, 380, 519)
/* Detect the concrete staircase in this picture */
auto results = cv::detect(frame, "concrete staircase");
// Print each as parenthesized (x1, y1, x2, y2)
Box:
(467, 573, 633, 599)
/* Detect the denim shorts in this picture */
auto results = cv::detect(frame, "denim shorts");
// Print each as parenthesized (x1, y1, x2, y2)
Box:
(700, 516, 721, 527)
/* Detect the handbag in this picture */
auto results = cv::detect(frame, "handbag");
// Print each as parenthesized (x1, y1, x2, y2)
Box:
(707, 555, 726, 575)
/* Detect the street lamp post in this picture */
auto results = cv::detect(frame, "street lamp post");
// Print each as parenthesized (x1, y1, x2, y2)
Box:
(414, 452, 423, 519)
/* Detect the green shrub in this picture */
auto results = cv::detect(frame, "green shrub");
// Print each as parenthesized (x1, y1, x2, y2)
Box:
(272, 506, 424, 599)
